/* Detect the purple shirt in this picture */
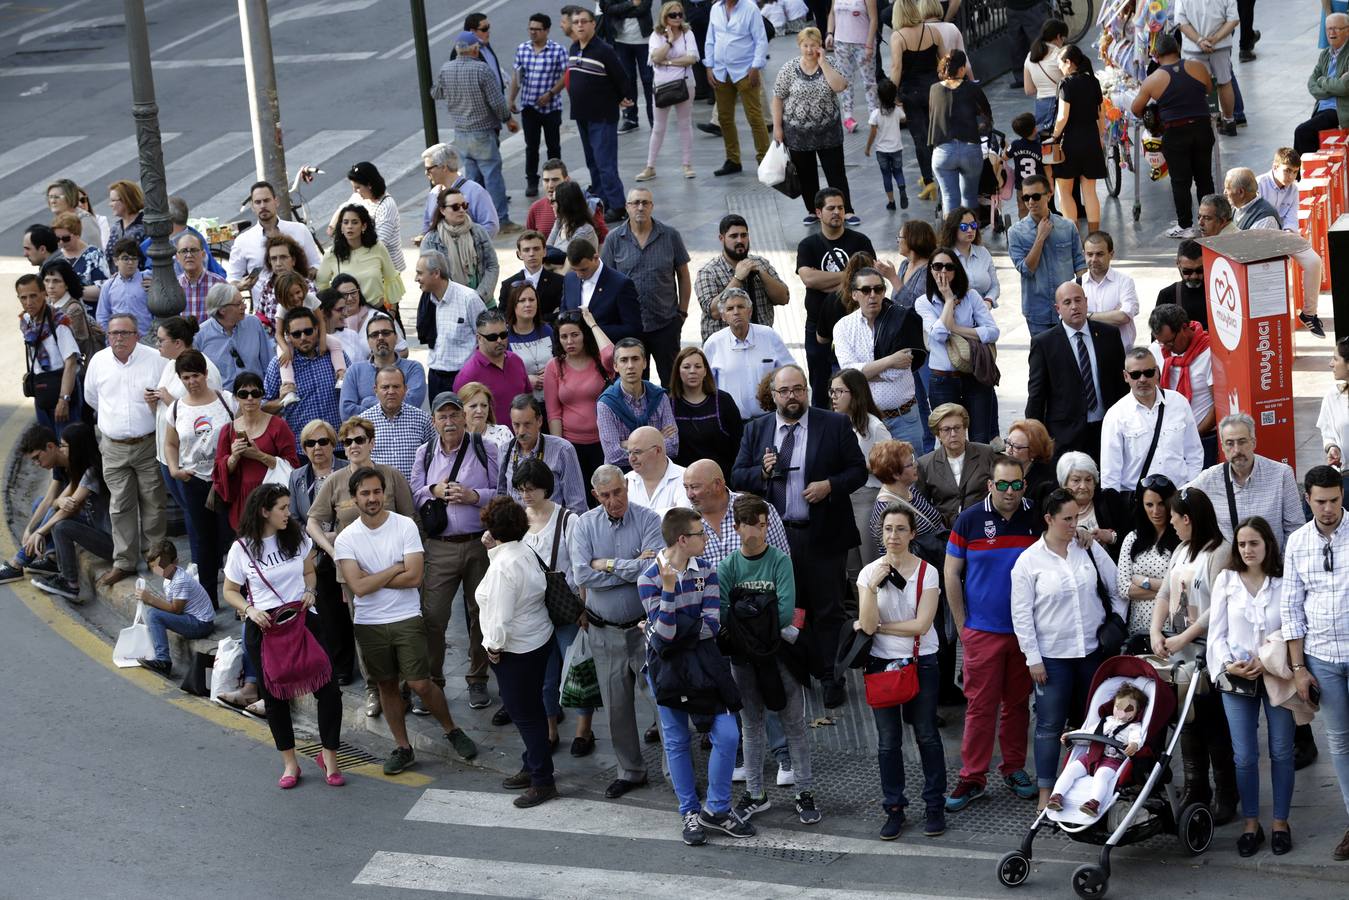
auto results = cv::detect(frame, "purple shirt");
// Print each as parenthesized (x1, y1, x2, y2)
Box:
(410, 435, 498, 537)
(453, 349, 533, 423)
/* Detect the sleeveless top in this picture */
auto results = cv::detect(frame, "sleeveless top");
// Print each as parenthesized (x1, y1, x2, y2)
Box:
(901, 25, 939, 84)
(1156, 62, 1210, 124)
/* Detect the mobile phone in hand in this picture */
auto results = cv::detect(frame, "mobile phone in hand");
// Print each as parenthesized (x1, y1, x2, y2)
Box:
(1310, 682, 1322, 707)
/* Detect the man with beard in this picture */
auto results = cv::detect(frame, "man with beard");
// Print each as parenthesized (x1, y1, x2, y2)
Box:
(1155, 240, 1208, 328)
(695, 214, 790, 342)
(341, 313, 427, 418)
(224, 182, 320, 291)
(732, 364, 867, 708)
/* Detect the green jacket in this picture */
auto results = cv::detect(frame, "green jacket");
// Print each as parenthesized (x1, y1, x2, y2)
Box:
(1309, 42, 1349, 128)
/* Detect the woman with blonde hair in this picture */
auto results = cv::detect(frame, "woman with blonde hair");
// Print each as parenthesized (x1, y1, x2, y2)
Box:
(637, 2, 699, 182)
(772, 27, 856, 225)
(457, 380, 514, 450)
(105, 179, 146, 260)
(47, 178, 102, 251)
(890, 0, 945, 202)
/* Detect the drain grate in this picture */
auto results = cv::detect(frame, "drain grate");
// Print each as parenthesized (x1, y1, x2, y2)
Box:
(295, 740, 379, 768)
(734, 845, 845, 866)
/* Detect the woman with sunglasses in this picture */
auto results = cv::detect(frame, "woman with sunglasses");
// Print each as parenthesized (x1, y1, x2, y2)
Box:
(51, 211, 107, 314)
(47, 178, 103, 252)
(638, 2, 699, 182)
(938, 207, 998, 310)
(422, 186, 498, 305)
(544, 307, 615, 490)
(1114, 473, 1180, 637)
(914, 247, 1000, 443)
(289, 419, 355, 685)
(211, 371, 300, 532)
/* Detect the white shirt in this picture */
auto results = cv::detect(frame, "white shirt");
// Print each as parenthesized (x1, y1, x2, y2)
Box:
(704, 323, 793, 420)
(332, 512, 424, 625)
(1011, 539, 1124, 666)
(155, 355, 222, 465)
(1257, 170, 1299, 229)
(1099, 388, 1205, 491)
(224, 218, 322, 283)
(1063, 321, 1105, 424)
(476, 539, 552, 654)
(1175, 0, 1239, 53)
(855, 414, 891, 489)
(1083, 267, 1139, 349)
(858, 556, 940, 658)
(1024, 45, 1063, 98)
(834, 309, 915, 411)
(21, 311, 79, 374)
(580, 260, 605, 309)
(1207, 569, 1283, 675)
(83, 343, 164, 439)
(1317, 384, 1349, 461)
(223, 534, 314, 612)
(1149, 340, 1214, 426)
(626, 459, 691, 516)
(523, 504, 578, 591)
(1282, 515, 1349, 664)
(522, 266, 543, 289)
(947, 450, 965, 485)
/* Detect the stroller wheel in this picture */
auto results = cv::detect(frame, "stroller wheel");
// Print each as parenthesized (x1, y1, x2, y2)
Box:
(996, 851, 1031, 887)
(1178, 802, 1215, 856)
(1071, 864, 1108, 899)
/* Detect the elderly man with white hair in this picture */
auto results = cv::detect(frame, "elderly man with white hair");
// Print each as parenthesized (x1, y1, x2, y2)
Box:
(420, 142, 499, 237)
(623, 425, 691, 515)
(1185, 412, 1306, 547)
(1295, 11, 1349, 154)
(1223, 166, 1326, 336)
(195, 282, 273, 385)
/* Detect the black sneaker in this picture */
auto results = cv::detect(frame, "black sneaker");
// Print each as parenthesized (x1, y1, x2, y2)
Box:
(23, 556, 58, 577)
(899, 188, 909, 209)
(383, 745, 415, 775)
(682, 810, 708, 846)
(880, 807, 906, 840)
(31, 574, 79, 600)
(1218, 119, 1238, 137)
(713, 160, 742, 177)
(1300, 312, 1327, 337)
(734, 791, 772, 820)
(698, 808, 756, 838)
(492, 706, 513, 726)
(139, 658, 171, 676)
(0, 563, 24, 584)
(924, 806, 946, 837)
(795, 790, 822, 825)
(618, 120, 639, 135)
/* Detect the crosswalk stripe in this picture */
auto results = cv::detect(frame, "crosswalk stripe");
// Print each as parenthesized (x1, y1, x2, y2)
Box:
(353, 851, 987, 899)
(404, 789, 1002, 861)
(0, 133, 178, 232)
(0, 52, 377, 78)
(163, 132, 253, 201)
(395, 0, 513, 60)
(0, 137, 81, 181)
(306, 131, 432, 230)
(196, 129, 372, 221)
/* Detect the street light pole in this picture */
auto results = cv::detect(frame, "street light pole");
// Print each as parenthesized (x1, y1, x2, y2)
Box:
(238, 0, 294, 219)
(123, 0, 183, 321)
(411, 0, 439, 148)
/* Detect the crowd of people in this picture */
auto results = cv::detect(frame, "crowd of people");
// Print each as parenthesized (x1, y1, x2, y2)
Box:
(10, 0, 1349, 863)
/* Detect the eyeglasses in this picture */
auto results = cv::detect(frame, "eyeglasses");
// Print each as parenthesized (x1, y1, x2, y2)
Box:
(288, 326, 316, 339)
(1003, 440, 1029, 453)
(994, 479, 1026, 492)
(479, 330, 509, 342)
(683, 529, 705, 538)
(1021, 192, 1045, 202)
(107, 330, 137, 338)
(1140, 473, 1174, 491)
(303, 437, 332, 448)
(115, 255, 139, 263)
(937, 424, 964, 435)
(626, 199, 653, 207)
(475, 24, 490, 32)
(1324, 541, 1335, 572)
(338, 288, 360, 298)
(176, 247, 203, 256)
(235, 389, 263, 400)
(1126, 368, 1157, 380)
(958, 221, 979, 232)
(424, 164, 443, 173)
(929, 262, 956, 272)
(442, 202, 468, 211)
(853, 284, 886, 295)
(827, 387, 850, 397)
(772, 386, 807, 397)
(342, 435, 369, 447)
(627, 445, 657, 457)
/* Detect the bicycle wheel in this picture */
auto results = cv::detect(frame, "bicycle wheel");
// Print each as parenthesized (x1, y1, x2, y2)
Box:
(1056, 0, 1096, 45)
(1104, 143, 1122, 198)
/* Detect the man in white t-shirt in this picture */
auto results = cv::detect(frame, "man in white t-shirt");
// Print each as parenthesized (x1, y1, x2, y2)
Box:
(334, 466, 480, 774)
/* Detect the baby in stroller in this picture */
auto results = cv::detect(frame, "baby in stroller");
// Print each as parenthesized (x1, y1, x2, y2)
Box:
(1047, 684, 1147, 817)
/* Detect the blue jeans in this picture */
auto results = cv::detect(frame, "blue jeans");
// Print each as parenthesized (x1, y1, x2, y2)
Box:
(577, 119, 625, 213)
(1032, 652, 1103, 787)
(875, 149, 906, 193)
(931, 141, 983, 214)
(15, 499, 54, 566)
(650, 677, 739, 816)
(543, 620, 594, 719)
(884, 405, 924, 447)
(34, 392, 83, 441)
(1307, 655, 1349, 817)
(914, 365, 934, 453)
(928, 371, 998, 444)
(870, 653, 947, 811)
(145, 607, 214, 663)
(1033, 96, 1056, 134)
(456, 128, 511, 225)
(1221, 688, 1295, 821)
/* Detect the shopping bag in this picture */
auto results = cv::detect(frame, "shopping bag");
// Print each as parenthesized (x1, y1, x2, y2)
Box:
(210, 635, 246, 703)
(261, 457, 293, 487)
(113, 602, 157, 667)
(757, 140, 789, 187)
(560, 628, 603, 709)
(179, 650, 215, 696)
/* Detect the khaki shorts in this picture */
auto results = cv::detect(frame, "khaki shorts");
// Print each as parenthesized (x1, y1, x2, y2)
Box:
(1183, 47, 1232, 85)
(354, 616, 432, 684)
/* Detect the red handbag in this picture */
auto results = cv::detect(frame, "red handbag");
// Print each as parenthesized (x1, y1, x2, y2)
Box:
(862, 560, 927, 709)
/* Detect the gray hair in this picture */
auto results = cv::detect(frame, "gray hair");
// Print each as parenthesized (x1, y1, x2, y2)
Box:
(1126, 346, 1157, 364)
(1219, 412, 1256, 439)
(475, 308, 507, 330)
(591, 464, 625, 488)
(1224, 166, 1259, 196)
(1056, 451, 1100, 487)
(1200, 193, 1233, 222)
(167, 195, 189, 226)
(419, 249, 450, 279)
(173, 229, 204, 250)
(422, 143, 460, 172)
(722, 287, 751, 305)
(205, 282, 239, 316)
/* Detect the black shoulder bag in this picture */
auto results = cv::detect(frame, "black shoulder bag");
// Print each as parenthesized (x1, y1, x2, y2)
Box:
(417, 436, 471, 534)
(1133, 401, 1167, 496)
(22, 306, 65, 409)
(1087, 546, 1127, 658)
(530, 508, 584, 626)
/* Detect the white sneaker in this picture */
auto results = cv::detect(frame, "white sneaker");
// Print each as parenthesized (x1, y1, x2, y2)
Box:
(280, 391, 300, 407)
(732, 765, 748, 782)
(1164, 224, 1195, 239)
(776, 765, 796, 786)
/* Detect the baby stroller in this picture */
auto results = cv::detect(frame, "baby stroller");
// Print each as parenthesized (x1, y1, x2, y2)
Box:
(995, 655, 1213, 899)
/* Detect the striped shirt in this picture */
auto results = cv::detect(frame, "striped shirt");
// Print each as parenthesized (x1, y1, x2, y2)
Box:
(427, 282, 488, 374)
(1282, 514, 1349, 664)
(167, 566, 215, 623)
(700, 491, 790, 568)
(567, 38, 631, 122)
(514, 39, 568, 112)
(1185, 456, 1306, 549)
(178, 269, 226, 322)
(947, 496, 1043, 634)
(638, 552, 721, 644)
(358, 401, 436, 484)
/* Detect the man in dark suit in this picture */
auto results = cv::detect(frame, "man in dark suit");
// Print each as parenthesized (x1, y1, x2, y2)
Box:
(498, 229, 563, 321)
(560, 237, 642, 343)
(1025, 281, 1127, 463)
(732, 364, 867, 708)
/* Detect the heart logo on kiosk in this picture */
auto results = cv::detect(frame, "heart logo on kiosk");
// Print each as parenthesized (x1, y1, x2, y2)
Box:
(1208, 256, 1243, 352)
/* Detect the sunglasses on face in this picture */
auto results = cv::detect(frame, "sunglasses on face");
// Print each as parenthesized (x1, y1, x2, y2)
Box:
(342, 435, 369, 447)
(1021, 192, 1045, 202)
(289, 327, 316, 339)
(57, 234, 74, 243)
(235, 389, 263, 400)
(929, 261, 956, 272)
(1126, 368, 1157, 380)
(368, 328, 396, 339)
(303, 437, 332, 448)
(853, 284, 886, 295)
(668, 11, 684, 18)
(958, 221, 979, 232)
(994, 479, 1026, 492)
(1180, 266, 1204, 277)
(479, 330, 509, 342)
(442, 202, 468, 211)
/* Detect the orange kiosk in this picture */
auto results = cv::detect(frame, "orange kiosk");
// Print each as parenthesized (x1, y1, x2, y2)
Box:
(1199, 231, 1303, 467)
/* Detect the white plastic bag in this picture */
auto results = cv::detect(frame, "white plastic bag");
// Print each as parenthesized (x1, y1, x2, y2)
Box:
(757, 141, 789, 188)
(560, 628, 602, 708)
(210, 635, 246, 702)
(262, 457, 293, 487)
(112, 602, 156, 667)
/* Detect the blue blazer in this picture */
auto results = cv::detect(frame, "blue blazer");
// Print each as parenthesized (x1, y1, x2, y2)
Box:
(561, 264, 643, 343)
(732, 408, 867, 554)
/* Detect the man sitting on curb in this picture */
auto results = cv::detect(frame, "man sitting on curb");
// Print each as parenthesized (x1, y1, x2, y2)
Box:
(136, 540, 216, 676)
(0, 425, 67, 584)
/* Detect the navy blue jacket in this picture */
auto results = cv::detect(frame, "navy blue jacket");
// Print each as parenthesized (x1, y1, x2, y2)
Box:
(561, 263, 643, 343)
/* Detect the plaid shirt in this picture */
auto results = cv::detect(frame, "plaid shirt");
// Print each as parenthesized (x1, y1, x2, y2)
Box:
(427, 283, 488, 374)
(358, 401, 436, 484)
(514, 39, 568, 113)
(1185, 455, 1307, 550)
(694, 253, 780, 342)
(699, 491, 790, 568)
(1282, 514, 1349, 664)
(432, 57, 511, 133)
(263, 348, 348, 452)
(595, 383, 678, 466)
(178, 269, 225, 321)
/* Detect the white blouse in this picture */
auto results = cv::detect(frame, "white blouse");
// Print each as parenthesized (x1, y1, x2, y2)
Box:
(1207, 569, 1283, 675)
(1011, 539, 1125, 666)
(858, 556, 940, 658)
(1316, 384, 1349, 466)
(476, 540, 552, 655)
(855, 414, 891, 489)
(1024, 46, 1064, 99)
(523, 504, 578, 592)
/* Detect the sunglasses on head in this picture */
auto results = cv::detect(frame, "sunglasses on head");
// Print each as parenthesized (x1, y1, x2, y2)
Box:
(1126, 367, 1157, 380)
(1021, 192, 1045, 202)
(289, 326, 316, 339)
(341, 435, 369, 446)
(1140, 473, 1173, 491)
(303, 437, 332, 448)
(929, 261, 956, 272)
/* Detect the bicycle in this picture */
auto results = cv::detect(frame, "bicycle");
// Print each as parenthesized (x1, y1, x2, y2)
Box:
(1054, 0, 1096, 45)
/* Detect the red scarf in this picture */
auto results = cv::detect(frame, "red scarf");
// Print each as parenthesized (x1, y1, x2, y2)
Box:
(1158, 322, 1210, 401)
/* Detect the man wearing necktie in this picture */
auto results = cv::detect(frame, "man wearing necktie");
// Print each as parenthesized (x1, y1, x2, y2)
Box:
(732, 365, 867, 708)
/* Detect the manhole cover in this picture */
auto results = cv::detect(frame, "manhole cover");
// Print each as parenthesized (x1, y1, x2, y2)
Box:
(295, 740, 379, 767)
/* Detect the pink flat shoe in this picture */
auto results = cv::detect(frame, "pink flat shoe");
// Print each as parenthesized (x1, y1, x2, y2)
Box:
(278, 770, 301, 790)
(315, 754, 345, 787)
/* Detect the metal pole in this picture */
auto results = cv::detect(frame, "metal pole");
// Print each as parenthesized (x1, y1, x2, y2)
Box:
(411, 0, 439, 148)
(238, 0, 293, 219)
(123, 0, 184, 321)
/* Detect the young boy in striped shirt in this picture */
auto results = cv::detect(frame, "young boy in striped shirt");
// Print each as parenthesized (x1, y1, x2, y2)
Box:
(136, 540, 215, 676)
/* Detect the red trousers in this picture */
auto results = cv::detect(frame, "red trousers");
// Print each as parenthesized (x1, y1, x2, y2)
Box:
(958, 627, 1032, 784)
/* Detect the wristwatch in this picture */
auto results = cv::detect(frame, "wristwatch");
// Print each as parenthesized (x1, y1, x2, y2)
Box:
(1142, 577, 1152, 591)
(60, 394, 72, 402)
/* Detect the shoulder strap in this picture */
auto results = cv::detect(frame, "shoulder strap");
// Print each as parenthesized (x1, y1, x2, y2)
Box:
(448, 436, 471, 482)
(1222, 463, 1241, 533)
(1084, 545, 1112, 616)
(1134, 402, 1166, 494)
(550, 507, 570, 570)
(235, 538, 287, 604)
(498, 437, 518, 494)
(215, 390, 235, 417)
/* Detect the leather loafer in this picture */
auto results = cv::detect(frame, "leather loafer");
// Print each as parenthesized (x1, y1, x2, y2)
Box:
(502, 769, 531, 790)
(491, 706, 512, 726)
(644, 723, 661, 744)
(1271, 827, 1292, 856)
(570, 733, 596, 757)
(514, 784, 559, 808)
(604, 777, 648, 799)
(713, 160, 742, 177)
(1237, 826, 1265, 858)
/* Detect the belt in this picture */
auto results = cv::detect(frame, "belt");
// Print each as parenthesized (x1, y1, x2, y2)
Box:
(584, 607, 645, 630)
(879, 399, 917, 418)
(929, 369, 961, 378)
(1163, 117, 1209, 130)
(105, 433, 153, 445)
(783, 519, 810, 529)
(432, 530, 484, 543)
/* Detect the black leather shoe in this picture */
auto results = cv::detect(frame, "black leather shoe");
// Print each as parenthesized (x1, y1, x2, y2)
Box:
(644, 722, 661, 744)
(514, 784, 559, 808)
(604, 777, 648, 799)
(697, 122, 722, 137)
(1237, 826, 1265, 858)
(502, 769, 531, 790)
(570, 733, 596, 757)
(1271, 827, 1292, 856)
(1293, 726, 1318, 770)
(491, 706, 512, 726)
(713, 160, 742, 177)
